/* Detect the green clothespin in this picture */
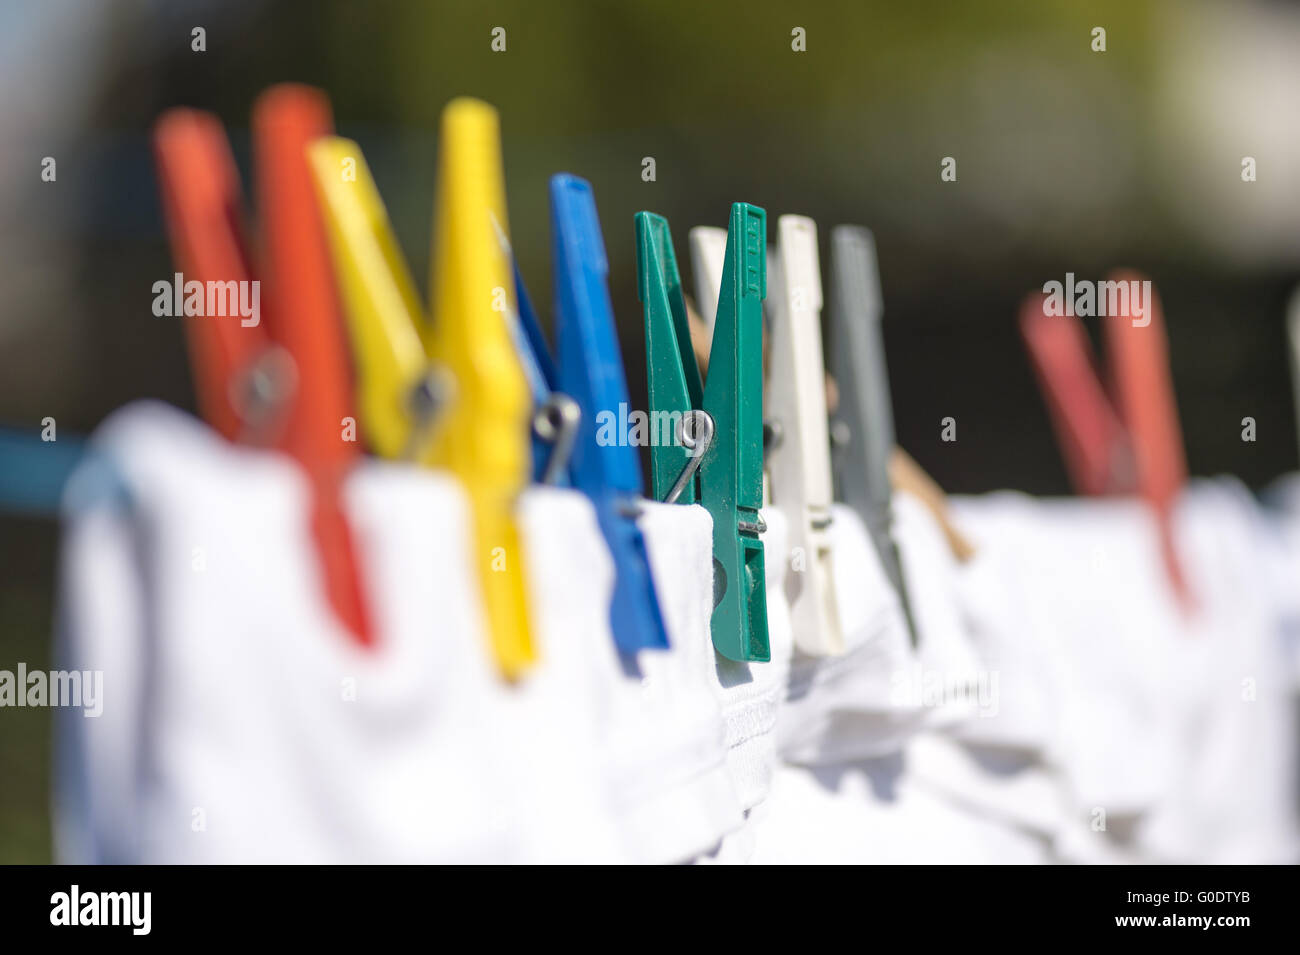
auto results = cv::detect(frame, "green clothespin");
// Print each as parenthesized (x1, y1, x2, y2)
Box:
(636, 203, 770, 662)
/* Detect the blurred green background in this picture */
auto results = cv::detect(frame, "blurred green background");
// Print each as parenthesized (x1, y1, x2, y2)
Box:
(3, 0, 1299, 861)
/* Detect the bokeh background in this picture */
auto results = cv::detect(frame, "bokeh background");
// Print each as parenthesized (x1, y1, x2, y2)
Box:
(3, 0, 1299, 861)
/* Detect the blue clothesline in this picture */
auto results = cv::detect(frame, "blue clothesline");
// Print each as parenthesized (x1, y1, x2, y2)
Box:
(0, 429, 87, 516)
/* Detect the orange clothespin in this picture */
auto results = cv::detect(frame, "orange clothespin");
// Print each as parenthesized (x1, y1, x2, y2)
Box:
(1104, 271, 1190, 608)
(1019, 272, 1192, 609)
(153, 86, 374, 645)
(153, 110, 265, 441)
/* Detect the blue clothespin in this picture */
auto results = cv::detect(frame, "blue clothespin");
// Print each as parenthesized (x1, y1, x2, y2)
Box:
(508, 259, 578, 484)
(507, 174, 671, 654)
(493, 204, 580, 487)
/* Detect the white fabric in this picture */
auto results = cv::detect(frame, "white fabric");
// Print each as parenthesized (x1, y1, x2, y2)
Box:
(1260, 474, 1300, 687)
(777, 504, 923, 764)
(56, 401, 628, 863)
(697, 507, 792, 863)
(892, 492, 987, 730)
(750, 758, 1050, 865)
(54, 402, 1300, 864)
(1134, 480, 1300, 863)
(948, 482, 1300, 864)
(596, 500, 744, 862)
(747, 490, 1052, 864)
(949, 494, 1181, 823)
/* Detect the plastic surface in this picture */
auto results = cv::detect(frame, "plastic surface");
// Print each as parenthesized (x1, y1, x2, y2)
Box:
(765, 215, 843, 656)
(550, 174, 670, 653)
(637, 204, 770, 662)
(309, 100, 537, 678)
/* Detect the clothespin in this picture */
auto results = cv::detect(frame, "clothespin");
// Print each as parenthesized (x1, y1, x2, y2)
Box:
(153, 111, 269, 443)
(756, 216, 844, 655)
(308, 99, 538, 679)
(303, 141, 435, 463)
(548, 173, 670, 653)
(1018, 293, 1131, 497)
(498, 179, 668, 654)
(153, 87, 374, 645)
(827, 227, 917, 643)
(1019, 272, 1192, 608)
(690, 227, 728, 336)
(636, 204, 770, 663)
(500, 239, 581, 486)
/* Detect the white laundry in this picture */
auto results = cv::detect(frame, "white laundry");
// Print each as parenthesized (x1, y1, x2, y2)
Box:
(1260, 474, 1300, 687)
(52, 402, 1300, 865)
(747, 489, 1052, 864)
(592, 499, 744, 863)
(697, 507, 793, 864)
(777, 503, 923, 765)
(891, 491, 987, 730)
(749, 757, 1050, 865)
(55, 401, 628, 863)
(1134, 480, 1300, 864)
(951, 495, 1181, 823)
(943, 496, 1059, 756)
(946, 482, 1300, 864)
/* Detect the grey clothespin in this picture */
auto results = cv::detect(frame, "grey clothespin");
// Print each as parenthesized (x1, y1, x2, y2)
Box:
(827, 226, 918, 644)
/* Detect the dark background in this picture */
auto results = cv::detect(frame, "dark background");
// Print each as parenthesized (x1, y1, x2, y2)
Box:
(2, 0, 1298, 860)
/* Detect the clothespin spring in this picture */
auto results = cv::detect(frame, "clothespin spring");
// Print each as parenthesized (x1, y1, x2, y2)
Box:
(230, 345, 297, 446)
(663, 409, 715, 504)
(398, 369, 452, 464)
(533, 393, 581, 485)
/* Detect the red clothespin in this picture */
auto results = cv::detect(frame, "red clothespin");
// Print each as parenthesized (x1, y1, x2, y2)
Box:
(1018, 292, 1132, 497)
(1103, 271, 1191, 609)
(153, 111, 265, 441)
(154, 87, 374, 645)
(1019, 271, 1192, 610)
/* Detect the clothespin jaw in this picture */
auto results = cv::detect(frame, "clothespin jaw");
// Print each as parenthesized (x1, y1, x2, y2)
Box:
(426, 98, 537, 679)
(690, 227, 729, 336)
(637, 205, 770, 661)
(765, 215, 843, 656)
(552, 175, 632, 494)
(511, 260, 559, 401)
(551, 173, 669, 653)
(636, 212, 707, 503)
(1018, 292, 1132, 496)
(252, 85, 356, 471)
(701, 203, 770, 662)
(505, 241, 580, 486)
(307, 138, 436, 462)
(153, 109, 270, 442)
(252, 85, 373, 645)
(826, 226, 917, 643)
(1103, 271, 1191, 609)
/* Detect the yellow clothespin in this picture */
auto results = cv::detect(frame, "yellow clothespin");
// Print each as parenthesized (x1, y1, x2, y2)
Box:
(308, 99, 536, 680)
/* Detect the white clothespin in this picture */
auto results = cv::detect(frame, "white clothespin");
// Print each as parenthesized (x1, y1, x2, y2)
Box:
(763, 216, 843, 656)
(689, 226, 728, 336)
